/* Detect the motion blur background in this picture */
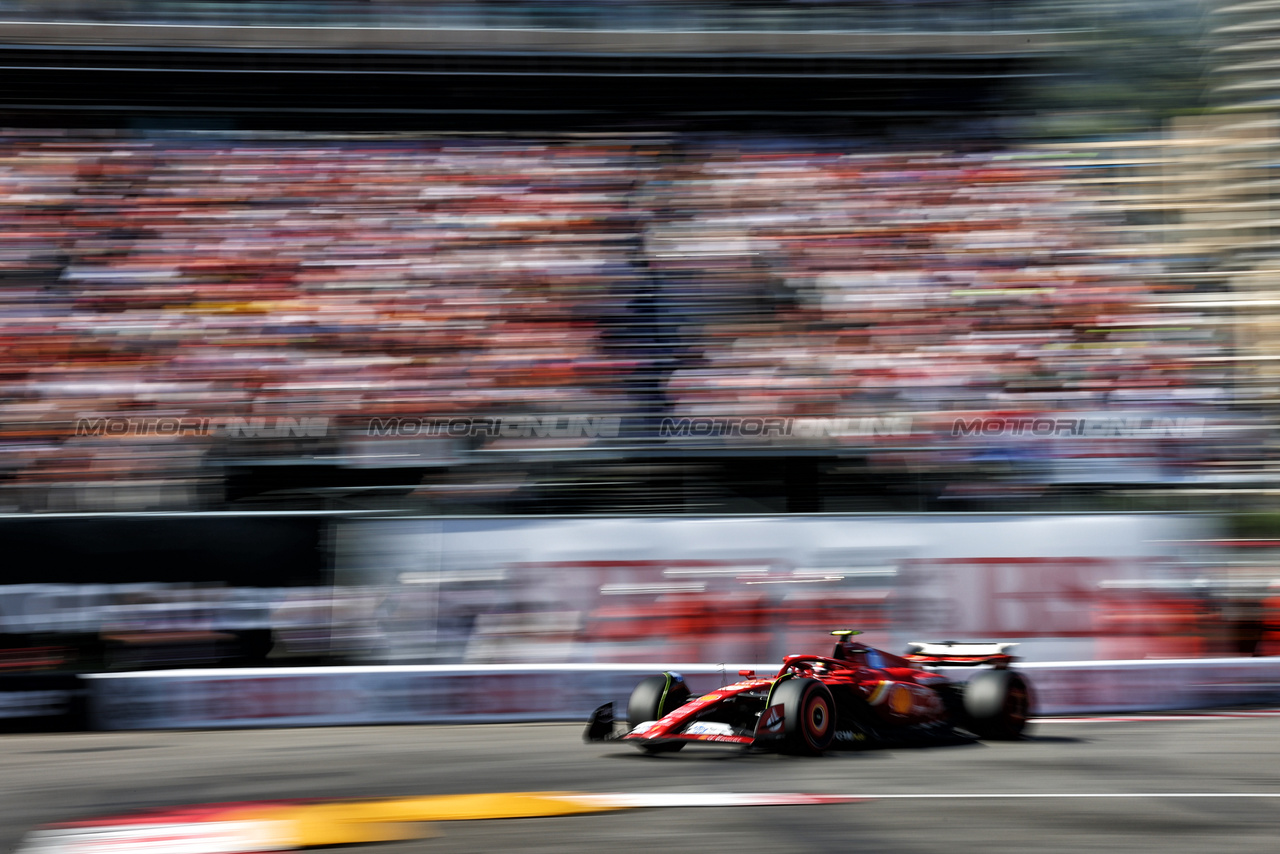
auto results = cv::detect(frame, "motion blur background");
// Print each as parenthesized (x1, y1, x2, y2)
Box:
(4, 0, 1280, 690)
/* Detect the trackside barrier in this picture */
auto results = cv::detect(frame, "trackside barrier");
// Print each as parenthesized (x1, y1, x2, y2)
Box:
(80, 658, 1280, 731)
(1019, 659, 1280, 715)
(83, 665, 749, 731)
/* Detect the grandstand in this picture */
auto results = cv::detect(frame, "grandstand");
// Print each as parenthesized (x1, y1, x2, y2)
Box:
(0, 1, 1261, 514)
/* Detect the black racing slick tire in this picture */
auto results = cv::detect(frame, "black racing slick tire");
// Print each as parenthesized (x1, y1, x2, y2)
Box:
(627, 673, 691, 753)
(772, 677, 836, 755)
(963, 670, 1032, 740)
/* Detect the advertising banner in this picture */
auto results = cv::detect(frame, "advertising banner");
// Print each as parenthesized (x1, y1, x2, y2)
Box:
(335, 514, 1217, 664)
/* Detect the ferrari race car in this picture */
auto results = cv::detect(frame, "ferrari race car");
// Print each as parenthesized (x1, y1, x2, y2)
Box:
(585, 631, 1032, 755)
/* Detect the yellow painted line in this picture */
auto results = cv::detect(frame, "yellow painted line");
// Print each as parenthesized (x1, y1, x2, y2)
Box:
(230, 792, 627, 848)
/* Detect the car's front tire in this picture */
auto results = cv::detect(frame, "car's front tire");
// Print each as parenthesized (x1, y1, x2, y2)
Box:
(772, 677, 836, 755)
(627, 673, 691, 753)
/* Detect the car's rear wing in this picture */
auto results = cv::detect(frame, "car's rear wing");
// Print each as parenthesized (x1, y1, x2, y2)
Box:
(903, 641, 1018, 669)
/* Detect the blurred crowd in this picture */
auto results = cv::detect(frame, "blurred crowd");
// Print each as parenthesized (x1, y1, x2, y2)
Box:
(0, 131, 1236, 506)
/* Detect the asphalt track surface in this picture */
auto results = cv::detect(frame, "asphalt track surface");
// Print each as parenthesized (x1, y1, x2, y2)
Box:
(3, 713, 1279, 854)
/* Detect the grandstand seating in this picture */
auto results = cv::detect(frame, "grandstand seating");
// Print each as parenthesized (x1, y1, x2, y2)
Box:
(0, 132, 1235, 510)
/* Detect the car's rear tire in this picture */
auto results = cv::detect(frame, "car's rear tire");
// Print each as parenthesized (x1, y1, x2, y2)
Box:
(963, 670, 1032, 740)
(772, 677, 836, 755)
(627, 673, 691, 753)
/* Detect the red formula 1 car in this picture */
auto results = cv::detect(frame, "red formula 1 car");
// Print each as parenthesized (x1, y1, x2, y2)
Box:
(585, 631, 1033, 754)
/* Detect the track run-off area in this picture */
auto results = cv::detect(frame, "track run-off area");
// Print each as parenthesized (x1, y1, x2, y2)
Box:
(4, 712, 1279, 854)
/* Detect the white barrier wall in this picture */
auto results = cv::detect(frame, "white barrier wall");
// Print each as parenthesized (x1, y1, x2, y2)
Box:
(85, 659, 1280, 730)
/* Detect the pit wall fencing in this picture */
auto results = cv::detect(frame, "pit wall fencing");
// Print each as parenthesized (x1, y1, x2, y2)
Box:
(81, 658, 1280, 731)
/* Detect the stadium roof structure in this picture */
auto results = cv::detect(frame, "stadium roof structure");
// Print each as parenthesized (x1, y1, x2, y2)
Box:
(0, 15, 1071, 129)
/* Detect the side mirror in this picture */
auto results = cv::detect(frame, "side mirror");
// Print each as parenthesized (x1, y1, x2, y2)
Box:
(739, 669, 756, 678)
